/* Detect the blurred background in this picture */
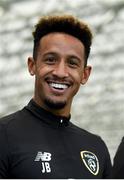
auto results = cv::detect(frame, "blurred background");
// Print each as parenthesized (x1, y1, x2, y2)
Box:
(0, 0, 124, 162)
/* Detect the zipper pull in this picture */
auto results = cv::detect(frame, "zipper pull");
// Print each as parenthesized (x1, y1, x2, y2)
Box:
(60, 119, 63, 123)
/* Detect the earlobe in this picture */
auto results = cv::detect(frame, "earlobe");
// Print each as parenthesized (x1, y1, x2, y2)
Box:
(81, 66, 92, 85)
(27, 57, 36, 76)
(30, 71, 34, 76)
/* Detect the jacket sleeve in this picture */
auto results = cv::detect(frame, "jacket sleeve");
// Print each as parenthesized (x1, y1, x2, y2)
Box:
(112, 137, 124, 179)
(0, 123, 10, 178)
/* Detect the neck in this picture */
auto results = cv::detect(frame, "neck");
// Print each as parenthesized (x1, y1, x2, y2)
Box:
(33, 97, 71, 118)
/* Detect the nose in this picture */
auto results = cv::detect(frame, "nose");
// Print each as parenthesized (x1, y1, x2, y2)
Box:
(52, 60, 68, 78)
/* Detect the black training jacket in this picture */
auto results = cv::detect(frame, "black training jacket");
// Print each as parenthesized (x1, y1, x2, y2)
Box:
(0, 99, 112, 179)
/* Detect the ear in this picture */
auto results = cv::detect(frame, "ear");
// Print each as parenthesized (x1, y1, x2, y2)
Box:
(81, 66, 92, 85)
(27, 57, 36, 76)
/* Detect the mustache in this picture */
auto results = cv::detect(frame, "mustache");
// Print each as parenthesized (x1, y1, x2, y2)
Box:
(45, 75, 73, 84)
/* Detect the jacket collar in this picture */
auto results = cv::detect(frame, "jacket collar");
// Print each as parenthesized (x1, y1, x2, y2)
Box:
(25, 99, 71, 127)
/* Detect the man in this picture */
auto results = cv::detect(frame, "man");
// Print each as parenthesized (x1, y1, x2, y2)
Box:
(112, 138, 124, 178)
(0, 14, 111, 178)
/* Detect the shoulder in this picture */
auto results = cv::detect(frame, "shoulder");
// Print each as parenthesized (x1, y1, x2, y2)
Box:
(0, 107, 28, 130)
(69, 122, 109, 150)
(69, 122, 101, 139)
(0, 111, 21, 140)
(0, 110, 22, 126)
(0, 108, 27, 152)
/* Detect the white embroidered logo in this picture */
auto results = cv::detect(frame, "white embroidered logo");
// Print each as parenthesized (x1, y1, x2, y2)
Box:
(35, 152, 52, 173)
(80, 150, 99, 175)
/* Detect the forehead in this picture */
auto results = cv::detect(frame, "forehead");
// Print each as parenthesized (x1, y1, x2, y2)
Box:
(39, 32, 85, 55)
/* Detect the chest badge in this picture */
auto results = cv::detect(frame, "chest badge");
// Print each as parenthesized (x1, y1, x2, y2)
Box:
(80, 150, 99, 175)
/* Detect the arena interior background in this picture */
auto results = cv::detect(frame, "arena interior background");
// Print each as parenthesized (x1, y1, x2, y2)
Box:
(0, 0, 124, 162)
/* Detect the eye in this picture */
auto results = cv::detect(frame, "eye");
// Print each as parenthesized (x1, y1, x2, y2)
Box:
(68, 57, 80, 68)
(44, 55, 57, 65)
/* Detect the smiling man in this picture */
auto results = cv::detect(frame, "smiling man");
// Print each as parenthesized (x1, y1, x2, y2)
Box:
(0, 15, 112, 179)
(28, 32, 90, 116)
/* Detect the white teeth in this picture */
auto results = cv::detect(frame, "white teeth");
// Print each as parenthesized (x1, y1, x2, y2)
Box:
(50, 83, 68, 89)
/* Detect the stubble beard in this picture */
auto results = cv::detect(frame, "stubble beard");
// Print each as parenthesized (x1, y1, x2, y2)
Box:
(44, 97, 67, 110)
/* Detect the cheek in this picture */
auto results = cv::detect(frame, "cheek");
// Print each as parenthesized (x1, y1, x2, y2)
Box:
(72, 71, 83, 85)
(36, 66, 49, 77)
(38, 63, 54, 73)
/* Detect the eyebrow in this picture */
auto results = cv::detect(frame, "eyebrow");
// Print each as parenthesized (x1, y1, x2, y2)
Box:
(43, 52, 58, 56)
(42, 51, 82, 60)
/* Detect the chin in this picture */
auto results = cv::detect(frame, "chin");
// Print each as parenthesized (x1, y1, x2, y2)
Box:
(44, 98, 67, 110)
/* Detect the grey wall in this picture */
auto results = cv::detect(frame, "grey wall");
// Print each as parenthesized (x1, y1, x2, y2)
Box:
(0, 0, 124, 162)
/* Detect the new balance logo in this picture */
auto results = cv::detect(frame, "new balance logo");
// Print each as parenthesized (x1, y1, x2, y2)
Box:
(34, 152, 52, 173)
(35, 152, 51, 161)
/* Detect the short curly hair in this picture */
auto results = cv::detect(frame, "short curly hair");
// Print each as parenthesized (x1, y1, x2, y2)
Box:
(32, 15, 93, 66)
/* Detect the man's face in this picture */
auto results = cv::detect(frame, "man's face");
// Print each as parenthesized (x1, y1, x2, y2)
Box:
(28, 33, 91, 116)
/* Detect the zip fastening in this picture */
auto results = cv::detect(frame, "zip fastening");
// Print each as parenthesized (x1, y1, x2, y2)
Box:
(60, 119, 63, 123)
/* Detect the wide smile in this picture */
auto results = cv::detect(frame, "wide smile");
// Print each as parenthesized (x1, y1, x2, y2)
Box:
(49, 82, 68, 90)
(46, 81, 71, 95)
